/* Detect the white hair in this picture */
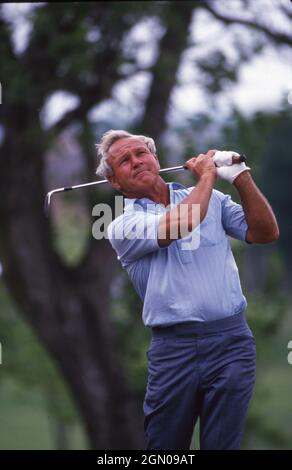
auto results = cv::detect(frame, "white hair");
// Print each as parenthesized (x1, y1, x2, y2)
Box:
(95, 129, 157, 178)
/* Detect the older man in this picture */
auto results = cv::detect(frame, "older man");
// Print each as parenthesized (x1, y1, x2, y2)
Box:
(96, 129, 279, 450)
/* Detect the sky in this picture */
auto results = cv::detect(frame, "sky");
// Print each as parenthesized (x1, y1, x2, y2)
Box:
(174, 3, 292, 120)
(2, 1, 292, 129)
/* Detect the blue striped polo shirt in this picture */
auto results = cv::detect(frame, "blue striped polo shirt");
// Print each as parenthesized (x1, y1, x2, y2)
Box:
(107, 182, 249, 327)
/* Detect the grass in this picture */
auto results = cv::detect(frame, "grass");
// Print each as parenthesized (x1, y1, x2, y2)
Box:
(0, 379, 88, 450)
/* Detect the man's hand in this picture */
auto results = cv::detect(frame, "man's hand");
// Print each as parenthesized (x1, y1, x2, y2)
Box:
(184, 150, 217, 180)
(214, 151, 250, 184)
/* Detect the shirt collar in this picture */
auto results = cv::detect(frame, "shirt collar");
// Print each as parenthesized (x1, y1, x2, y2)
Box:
(124, 181, 187, 212)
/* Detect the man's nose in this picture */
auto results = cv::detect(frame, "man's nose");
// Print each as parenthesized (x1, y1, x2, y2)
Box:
(132, 155, 143, 167)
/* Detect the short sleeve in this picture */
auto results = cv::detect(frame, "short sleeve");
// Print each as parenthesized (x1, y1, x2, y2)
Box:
(213, 189, 249, 242)
(107, 211, 164, 266)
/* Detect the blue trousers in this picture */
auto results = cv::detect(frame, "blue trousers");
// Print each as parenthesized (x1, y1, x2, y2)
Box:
(143, 312, 256, 450)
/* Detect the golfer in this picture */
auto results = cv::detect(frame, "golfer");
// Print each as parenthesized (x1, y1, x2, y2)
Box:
(96, 129, 279, 450)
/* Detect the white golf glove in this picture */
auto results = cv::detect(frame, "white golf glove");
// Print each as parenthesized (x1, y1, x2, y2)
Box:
(213, 151, 250, 184)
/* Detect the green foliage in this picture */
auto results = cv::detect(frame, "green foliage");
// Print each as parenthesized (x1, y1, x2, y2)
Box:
(261, 112, 292, 265)
(221, 109, 279, 181)
(263, 250, 286, 295)
(221, 106, 292, 269)
(197, 50, 238, 94)
(243, 301, 292, 449)
(246, 293, 288, 353)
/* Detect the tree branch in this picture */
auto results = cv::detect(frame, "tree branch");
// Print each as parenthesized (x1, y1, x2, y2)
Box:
(201, 2, 292, 46)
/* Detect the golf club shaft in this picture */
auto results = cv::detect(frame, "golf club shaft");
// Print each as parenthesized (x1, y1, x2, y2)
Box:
(44, 154, 246, 215)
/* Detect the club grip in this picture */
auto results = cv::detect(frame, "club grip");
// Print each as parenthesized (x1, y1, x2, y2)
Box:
(183, 153, 247, 169)
(234, 154, 246, 163)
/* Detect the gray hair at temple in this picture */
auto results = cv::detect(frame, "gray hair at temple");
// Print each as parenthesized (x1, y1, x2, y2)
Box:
(95, 129, 157, 179)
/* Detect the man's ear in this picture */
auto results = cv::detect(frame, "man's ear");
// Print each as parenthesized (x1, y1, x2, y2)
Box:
(154, 154, 160, 170)
(108, 174, 121, 190)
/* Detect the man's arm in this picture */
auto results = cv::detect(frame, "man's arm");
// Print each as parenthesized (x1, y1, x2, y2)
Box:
(233, 171, 279, 244)
(158, 151, 217, 247)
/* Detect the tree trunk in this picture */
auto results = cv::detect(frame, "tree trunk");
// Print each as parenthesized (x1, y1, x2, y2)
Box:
(0, 111, 145, 449)
(139, 2, 195, 141)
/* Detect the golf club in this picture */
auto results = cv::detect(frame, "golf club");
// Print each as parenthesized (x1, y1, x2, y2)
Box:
(44, 154, 247, 216)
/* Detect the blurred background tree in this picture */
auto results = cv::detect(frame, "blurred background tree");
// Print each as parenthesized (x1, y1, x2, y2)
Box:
(0, 0, 291, 449)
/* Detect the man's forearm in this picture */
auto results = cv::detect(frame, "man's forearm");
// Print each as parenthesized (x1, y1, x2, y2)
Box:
(158, 173, 215, 246)
(234, 171, 279, 243)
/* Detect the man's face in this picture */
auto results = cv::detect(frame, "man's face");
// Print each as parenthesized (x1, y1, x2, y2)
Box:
(107, 137, 160, 197)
